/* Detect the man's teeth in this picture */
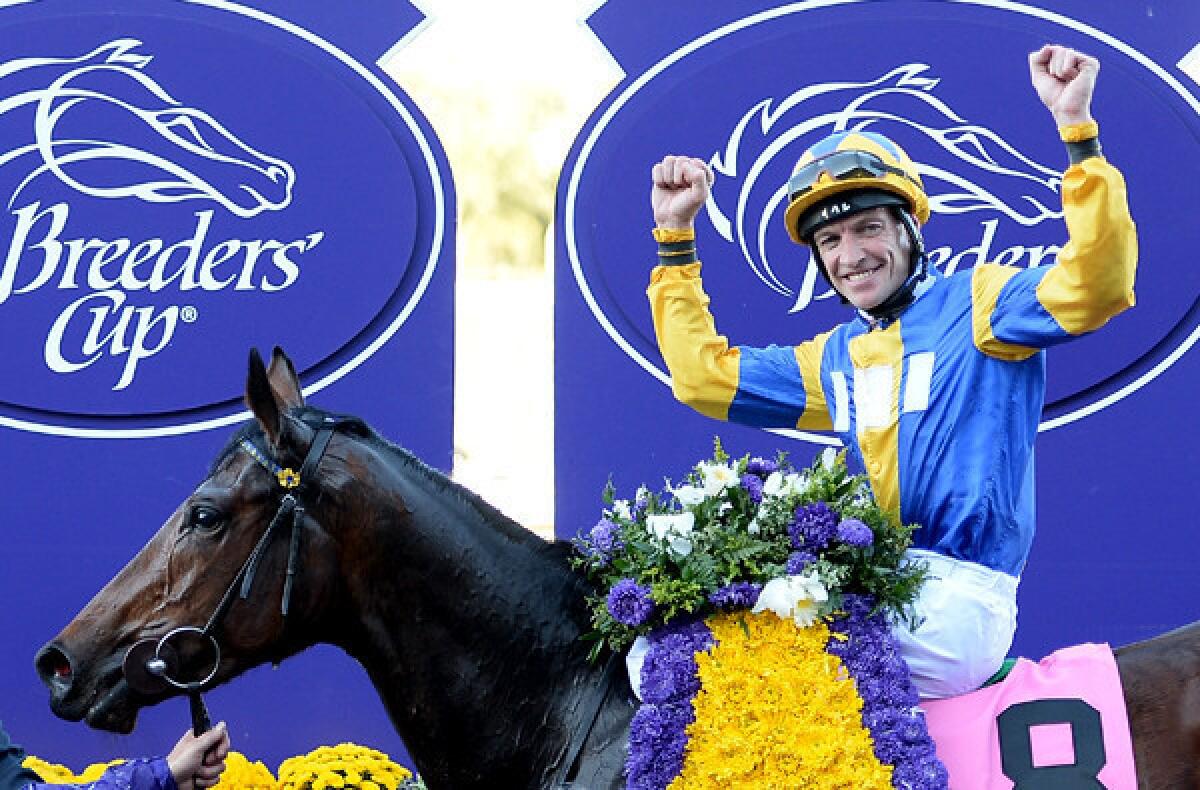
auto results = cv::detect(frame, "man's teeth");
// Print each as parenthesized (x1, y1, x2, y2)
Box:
(846, 270, 874, 281)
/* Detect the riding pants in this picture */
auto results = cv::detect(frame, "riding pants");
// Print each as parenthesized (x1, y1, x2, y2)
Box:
(894, 549, 1019, 699)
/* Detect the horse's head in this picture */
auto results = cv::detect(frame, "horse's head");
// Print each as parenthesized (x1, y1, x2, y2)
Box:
(7, 39, 294, 217)
(35, 348, 367, 732)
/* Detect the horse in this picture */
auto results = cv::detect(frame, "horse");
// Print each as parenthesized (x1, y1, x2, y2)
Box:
(34, 348, 1200, 788)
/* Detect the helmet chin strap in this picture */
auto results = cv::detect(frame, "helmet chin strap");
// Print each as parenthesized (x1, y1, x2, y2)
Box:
(862, 210, 929, 326)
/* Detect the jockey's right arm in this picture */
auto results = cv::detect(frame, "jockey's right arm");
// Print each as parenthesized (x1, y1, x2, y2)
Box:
(647, 156, 833, 430)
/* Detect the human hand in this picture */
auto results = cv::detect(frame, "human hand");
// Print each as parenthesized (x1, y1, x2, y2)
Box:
(651, 155, 713, 230)
(1028, 44, 1099, 127)
(167, 721, 230, 790)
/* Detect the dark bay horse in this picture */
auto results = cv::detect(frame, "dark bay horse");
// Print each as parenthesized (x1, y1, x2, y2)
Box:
(34, 349, 1200, 788)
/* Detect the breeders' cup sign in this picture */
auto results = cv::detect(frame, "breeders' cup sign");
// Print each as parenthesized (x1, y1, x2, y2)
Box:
(560, 0, 1200, 446)
(0, 3, 447, 435)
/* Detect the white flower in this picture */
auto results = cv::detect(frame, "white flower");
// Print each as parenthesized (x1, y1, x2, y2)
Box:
(747, 518, 761, 535)
(821, 447, 838, 471)
(646, 512, 696, 559)
(752, 572, 829, 628)
(762, 471, 810, 500)
(671, 484, 707, 507)
(698, 461, 738, 496)
(646, 512, 695, 541)
(611, 499, 632, 520)
(667, 534, 693, 557)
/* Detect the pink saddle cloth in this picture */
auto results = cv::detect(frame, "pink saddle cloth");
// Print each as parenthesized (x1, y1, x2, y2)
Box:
(919, 643, 1136, 789)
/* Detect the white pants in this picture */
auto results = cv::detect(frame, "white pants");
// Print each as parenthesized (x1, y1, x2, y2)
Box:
(894, 549, 1019, 699)
(625, 549, 1018, 702)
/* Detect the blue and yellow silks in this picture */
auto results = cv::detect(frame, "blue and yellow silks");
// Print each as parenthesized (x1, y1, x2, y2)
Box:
(648, 157, 1136, 577)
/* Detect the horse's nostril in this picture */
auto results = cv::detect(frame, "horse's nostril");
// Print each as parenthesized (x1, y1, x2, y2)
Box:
(35, 644, 75, 693)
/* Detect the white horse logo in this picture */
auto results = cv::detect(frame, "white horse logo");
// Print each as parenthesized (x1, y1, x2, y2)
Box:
(0, 38, 295, 218)
(706, 64, 1063, 312)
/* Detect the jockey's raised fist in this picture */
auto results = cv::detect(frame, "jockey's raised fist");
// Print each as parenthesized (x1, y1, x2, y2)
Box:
(651, 155, 713, 230)
(1029, 44, 1098, 128)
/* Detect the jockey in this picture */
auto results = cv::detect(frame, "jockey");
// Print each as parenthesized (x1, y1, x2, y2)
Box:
(639, 44, 1137, 699)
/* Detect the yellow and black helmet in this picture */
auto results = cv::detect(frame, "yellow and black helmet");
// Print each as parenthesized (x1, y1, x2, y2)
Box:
(783, 130, 929, 244)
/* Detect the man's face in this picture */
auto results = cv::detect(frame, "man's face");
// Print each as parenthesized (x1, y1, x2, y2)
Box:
(810, 207, 913, 311)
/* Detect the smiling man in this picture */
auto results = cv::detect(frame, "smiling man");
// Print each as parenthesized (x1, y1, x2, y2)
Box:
(642, 45, 1137, 700)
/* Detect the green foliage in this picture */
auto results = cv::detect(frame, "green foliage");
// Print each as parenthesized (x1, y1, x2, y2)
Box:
(571, 442, 930, 652)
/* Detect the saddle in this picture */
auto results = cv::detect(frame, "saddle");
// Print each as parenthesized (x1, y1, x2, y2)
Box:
(921, 643, 1136, 789)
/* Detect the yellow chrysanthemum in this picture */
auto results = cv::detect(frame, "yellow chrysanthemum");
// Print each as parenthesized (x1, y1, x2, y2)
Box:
(20, 757, 125, 784)
(213, 752, 278, 790)
(20, 757, 76, 783)
(277, 743, 412, 790)
(668, 612, 893, 789)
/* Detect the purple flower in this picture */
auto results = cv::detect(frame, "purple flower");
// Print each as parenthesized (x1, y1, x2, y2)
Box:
(789, 501, 837, 551)
(606, 579, 654, 627)
(745, 456, 778, 477)
(890, 756, 950, 789)
(708, 581, 763, 610)
(836, 518, 874, 548)
(838, 592, 876, 622)
(625, 619, 714, 789)
(825, 598, 946, 785)
(786, 550, 817, 574)
(588, 517, 623, 560)
(627, 703, 692, 789)
(740, 473, 764, 503)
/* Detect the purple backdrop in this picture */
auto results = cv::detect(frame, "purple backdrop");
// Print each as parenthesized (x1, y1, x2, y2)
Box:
(0, 0, 452, 771)
(555, 0, 1200, 674)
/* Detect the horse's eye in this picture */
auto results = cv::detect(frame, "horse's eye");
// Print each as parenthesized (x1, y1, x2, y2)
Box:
(188, 506, 225, 532)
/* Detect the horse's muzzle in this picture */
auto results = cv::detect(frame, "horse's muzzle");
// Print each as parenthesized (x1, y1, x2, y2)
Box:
(34, 641, 84, 719)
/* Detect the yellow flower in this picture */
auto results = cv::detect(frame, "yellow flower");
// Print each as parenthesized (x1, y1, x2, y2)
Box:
(668, 611, 893, 789)
(214, 752, 277, 790)
(277, 743, 412, 790)
(19, 758, 125, 784)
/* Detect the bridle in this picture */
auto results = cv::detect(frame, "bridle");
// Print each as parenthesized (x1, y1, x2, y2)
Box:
(123, 411, 357, 727)
(201, 412, 353, 636)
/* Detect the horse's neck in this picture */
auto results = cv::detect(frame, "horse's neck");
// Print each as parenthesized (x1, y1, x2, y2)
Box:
(339, 452, 602, 786)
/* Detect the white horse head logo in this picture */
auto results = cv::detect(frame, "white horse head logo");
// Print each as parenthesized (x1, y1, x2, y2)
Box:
(705, 64, 1063, 312)
(0, 39, 295, 218)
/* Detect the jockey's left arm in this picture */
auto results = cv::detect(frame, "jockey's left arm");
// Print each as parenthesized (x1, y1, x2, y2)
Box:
(971, 45, 1137, 360)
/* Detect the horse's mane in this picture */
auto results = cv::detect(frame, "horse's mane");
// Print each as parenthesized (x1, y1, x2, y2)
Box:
(212, 409, 584, 585)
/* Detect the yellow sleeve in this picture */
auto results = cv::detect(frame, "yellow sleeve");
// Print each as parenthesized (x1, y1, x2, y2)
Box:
(1035, 157, 1138, 334)
(647, 260, 833, 429)
(648, 261, 739, 420)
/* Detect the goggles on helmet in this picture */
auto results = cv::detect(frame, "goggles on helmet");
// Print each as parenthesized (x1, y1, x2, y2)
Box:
(786, 149, 915, 204)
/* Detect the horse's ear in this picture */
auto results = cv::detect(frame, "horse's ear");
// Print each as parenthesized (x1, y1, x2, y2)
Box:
(246, 348, 284, 448)
(265, 346, 305, 410)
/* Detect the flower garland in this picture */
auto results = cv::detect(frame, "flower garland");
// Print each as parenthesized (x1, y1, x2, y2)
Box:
(573, 442, 948, 789)
(674, 612, 892, 788)
(25, 743, 426, 790)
